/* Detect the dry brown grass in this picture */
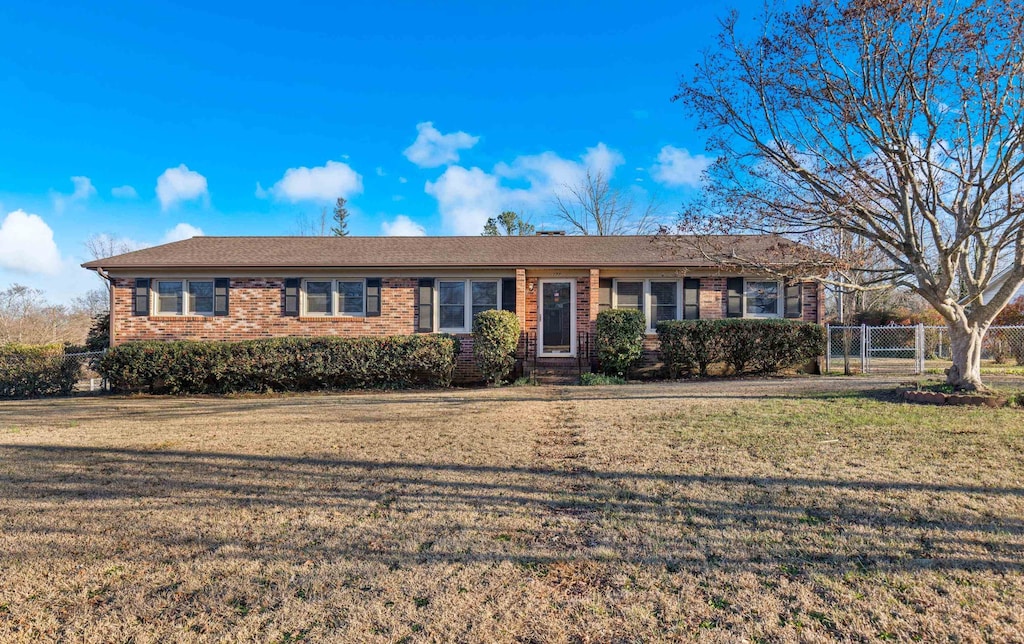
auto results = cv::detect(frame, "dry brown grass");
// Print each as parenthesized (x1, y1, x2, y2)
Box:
(1, 377, 1023, 642)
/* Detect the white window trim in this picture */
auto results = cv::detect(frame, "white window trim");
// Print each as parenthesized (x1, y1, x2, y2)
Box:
(611, 278, 682, 332)
(152, 278, 215, 317)
(537, 278, 577, 357)
(300, 278, 368, 317)
(743, 278, 783, 319)
(434, 278, 502, 333)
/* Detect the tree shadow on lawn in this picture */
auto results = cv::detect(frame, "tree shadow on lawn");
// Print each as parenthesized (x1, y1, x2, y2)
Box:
(0, 382, 917, 423)
(2, 444, 1022, 576)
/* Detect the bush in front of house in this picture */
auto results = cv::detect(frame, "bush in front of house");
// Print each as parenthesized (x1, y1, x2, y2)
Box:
(595, 308, 646, 377)
(657, 319, 825, 377)
(656, 319, 722, 378)
(0, 344, 80, 398)
(472, 309, 520, 385)
(99, 334, 462, 394)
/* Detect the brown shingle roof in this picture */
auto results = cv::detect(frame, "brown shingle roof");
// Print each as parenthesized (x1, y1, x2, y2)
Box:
(81, 235, 818, 270)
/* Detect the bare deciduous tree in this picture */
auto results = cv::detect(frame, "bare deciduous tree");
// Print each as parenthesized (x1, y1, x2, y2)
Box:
(672, 0, 1024, 390)
(553, 170, 660, 235)
(294, 208, 331, 236)
(0, 284, 89, 345)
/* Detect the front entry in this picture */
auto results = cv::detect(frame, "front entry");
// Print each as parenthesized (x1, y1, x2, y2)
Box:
(539, 280, 575, 356)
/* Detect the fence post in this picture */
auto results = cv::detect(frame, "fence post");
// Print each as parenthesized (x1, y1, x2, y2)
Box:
(861, 324, 868, 374)
(921, 323, 929, 374)
(824, 324, 831, 375)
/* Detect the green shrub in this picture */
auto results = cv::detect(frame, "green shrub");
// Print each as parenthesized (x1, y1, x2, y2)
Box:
(0, 344, 79, 398)
(578, 372, 626, 386)
(657, 319, 825, 377)
(656, 320, 721, 377)
(472, 309, 520, 385)
(595, 308, 646, 377)
(100, 335, 462, 395)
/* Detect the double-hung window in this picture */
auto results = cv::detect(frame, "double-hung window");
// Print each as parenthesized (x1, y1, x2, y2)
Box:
(612, 279, 682, 331)
(301, 279, 366, 316)
(436, 279, 501, 332)
(614, 281, 643, 311)
(305, 281, 333, 315)
(649, 281, 678, 325)
(744, 280, 781, 317)
(153, 279, 214, 316)
(337, 281, 365, 315)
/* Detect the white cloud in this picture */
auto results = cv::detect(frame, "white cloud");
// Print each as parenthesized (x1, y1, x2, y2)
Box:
(425, 166, 505, 235)
(162, 222, 205, 243)
(425, 142, 626, 235)
(398, 177, 408, 184)
(380, 215, 426, 236)
(53, 176, 97, 213)
(0, 210, 62, 275)
(111, 185, 138, 199)
(403, 122, 480, 168)
(70, 176, 96, 201)
(264, 160, 363, 202)
(156, 164, 209, 210)
(650, 145, 711, 188)
(375, 166, 386, 177)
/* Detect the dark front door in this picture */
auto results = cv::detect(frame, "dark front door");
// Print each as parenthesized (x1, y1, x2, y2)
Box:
(540, 281, 573, 355)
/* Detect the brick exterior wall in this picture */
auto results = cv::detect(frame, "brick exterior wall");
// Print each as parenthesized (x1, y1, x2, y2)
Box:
(110, 273, 824, 382)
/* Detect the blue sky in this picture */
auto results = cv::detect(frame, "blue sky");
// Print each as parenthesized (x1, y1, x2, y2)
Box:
(0, 0, 742, 302)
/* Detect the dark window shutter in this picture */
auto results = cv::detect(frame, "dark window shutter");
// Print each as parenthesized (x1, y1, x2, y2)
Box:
(501, 278, 516, 312)
(598, 278, 612, 312)
(683, 277, 700, 320)
(726, 277, 744, 318)
(283, 278, 300, 316)
(417, 278, 434, 332)
(214, 278, 230, 316)
(784, 280, 803, 319)
(133, 278, 150, 316)
(365, 278, 382, 317)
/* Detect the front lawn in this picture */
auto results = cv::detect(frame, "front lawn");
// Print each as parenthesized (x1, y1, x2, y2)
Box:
(1, 378, 1022, 641)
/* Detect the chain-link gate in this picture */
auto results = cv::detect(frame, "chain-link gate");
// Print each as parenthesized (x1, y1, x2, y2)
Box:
(826, 325, 1024, 375)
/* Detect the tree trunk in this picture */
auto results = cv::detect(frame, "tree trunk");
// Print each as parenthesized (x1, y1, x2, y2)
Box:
(946, 322, 987, 392)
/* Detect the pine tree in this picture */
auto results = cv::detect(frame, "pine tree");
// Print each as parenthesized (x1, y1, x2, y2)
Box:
(331, 197, 350, 236)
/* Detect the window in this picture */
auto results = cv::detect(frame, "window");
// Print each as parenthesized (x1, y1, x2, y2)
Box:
(299, 279, 369, 316)
(611, 279, 684, 330)
(338, 281, 364, 315)
(471, 281, 498, 319)
(151, 279, 217, 316)
(305, 281, 332, 315)
(745, 280, 781, 317)
(615, 281, 643, 310)
(650, 281, 678, 325)
(434, 279, 502, 331)
(156, 281, 183, 315)
(188, 281, 214, 315)
(438, 281, 466, 330)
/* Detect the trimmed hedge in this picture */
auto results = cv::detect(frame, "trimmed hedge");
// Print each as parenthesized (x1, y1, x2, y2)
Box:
(472, 309, 520, 385)
(0, 344, 79, 398)
(657, 319, 825, 377)
(100, 335, 462, 394)
(596, 308, 646, 377)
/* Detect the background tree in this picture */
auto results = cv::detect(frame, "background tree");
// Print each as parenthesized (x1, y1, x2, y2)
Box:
(84, 233, 135, 306)
(0, 284, 89, 345)
(554, 170, 660, 235)
(294, 208, 330, 236)
(672, 0, 1024, 391)
(482, 211, 535, 236)
(331, 197, 350, 236)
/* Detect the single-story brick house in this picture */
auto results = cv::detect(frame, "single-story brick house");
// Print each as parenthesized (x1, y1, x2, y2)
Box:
(83, 234, 825, 380)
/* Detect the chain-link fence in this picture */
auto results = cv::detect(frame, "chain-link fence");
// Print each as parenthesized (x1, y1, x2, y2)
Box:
(63, 350, 108, 392)
(825, 325, 1024, 375)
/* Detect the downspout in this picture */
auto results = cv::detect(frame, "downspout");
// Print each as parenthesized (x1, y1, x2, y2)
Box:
(94, 267, 114, 348)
